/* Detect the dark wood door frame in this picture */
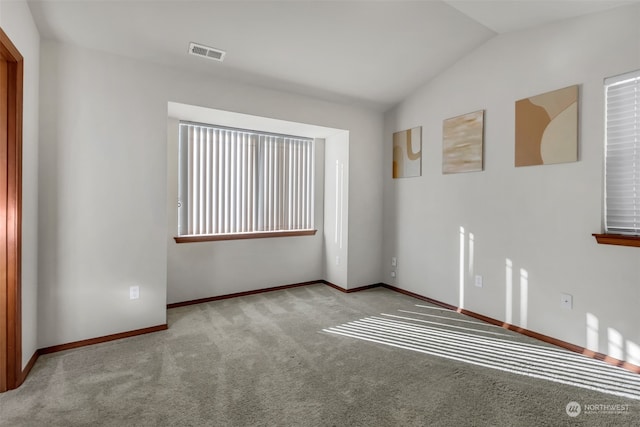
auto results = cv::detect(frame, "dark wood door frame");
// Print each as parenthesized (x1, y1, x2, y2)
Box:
(0, 27, 24, 392)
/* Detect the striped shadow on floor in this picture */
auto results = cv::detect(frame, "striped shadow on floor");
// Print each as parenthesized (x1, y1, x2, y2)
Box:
(322, 304, 640, 401)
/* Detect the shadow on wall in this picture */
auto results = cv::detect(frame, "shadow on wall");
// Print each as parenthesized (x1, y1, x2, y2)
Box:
(505, 258, 529, 329)
(459, 226, 640, 368)
(586, 312, 640, 366)
(459, 225, 529, 329)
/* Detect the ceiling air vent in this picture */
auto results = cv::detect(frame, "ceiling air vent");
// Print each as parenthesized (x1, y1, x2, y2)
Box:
(188, 42, 226, 62)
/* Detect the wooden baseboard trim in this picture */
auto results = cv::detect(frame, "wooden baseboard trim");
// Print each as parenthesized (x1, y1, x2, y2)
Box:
(11, 280, 379, 388)
(321, 280, 381, 293)
(381, 284, 458, 310)
(18, 281, 638, 386)
(39, 324, 168, 355)
(19, 351, 39, 384)
(168, 280, 384, 309)
(381, 284, 640, 374)
(167, 281, 323, 309)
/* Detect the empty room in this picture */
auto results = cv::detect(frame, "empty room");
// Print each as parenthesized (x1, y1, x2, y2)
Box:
(1, 0, 640, 425)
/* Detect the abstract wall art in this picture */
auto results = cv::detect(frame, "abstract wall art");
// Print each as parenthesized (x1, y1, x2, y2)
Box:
(515, 85, 578, 167)
(393, 126, 422, 178)
(442, 110, 484, 174)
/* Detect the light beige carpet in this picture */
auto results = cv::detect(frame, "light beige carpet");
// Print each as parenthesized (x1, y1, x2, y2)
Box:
(1, 284, 638, 426)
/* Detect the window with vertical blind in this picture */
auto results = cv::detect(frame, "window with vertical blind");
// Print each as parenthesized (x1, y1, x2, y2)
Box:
(604, 70, 640, 236)
(177, 122, 315, 241)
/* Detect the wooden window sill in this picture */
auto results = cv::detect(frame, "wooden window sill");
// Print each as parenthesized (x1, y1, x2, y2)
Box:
(174, 229, 317, 243)
(592, 233, 640, 247)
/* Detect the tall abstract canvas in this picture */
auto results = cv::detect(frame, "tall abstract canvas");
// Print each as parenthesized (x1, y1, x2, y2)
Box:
(393, 126, 422, 178)
(442, 110, 484, 174)
(515, 85, 578, 167)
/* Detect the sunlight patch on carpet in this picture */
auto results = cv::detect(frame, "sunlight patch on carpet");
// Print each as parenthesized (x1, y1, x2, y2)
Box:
(322, 307, 640, 401)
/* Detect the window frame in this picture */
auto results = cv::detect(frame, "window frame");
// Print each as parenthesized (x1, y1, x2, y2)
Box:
(175, 121, 317, 243)
(595, 69, 640, 247)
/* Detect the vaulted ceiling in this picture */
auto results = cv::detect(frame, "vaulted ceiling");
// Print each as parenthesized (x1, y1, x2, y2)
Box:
(27, 0, 638, 111)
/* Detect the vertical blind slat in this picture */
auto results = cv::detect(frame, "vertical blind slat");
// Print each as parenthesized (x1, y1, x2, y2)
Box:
(178, 123, 315, 236)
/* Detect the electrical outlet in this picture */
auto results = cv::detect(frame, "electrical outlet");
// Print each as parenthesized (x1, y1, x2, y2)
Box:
(130, 285, 140, 300)
(391, 257, 397, 267)
(390, 271, 396, 278)
(560, 293, 573, 309)
(474, 275, 483, 288)
(335, 256, 340, 266)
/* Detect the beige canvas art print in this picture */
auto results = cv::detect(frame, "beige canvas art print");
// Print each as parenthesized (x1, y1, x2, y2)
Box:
(515, 85, 578, 167)
(393, 126, 422, 178)
(442, 110, 484, 174)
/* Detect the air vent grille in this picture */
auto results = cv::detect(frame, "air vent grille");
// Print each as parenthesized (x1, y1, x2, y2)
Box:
(189, 42, 226, 62)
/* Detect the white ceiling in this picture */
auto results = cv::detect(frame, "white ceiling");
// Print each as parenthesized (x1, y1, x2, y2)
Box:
(446, 0, 637, 34)
(27, 0, 638, 111)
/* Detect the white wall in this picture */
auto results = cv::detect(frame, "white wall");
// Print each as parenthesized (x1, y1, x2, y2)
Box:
(324, 131, 349, 286)
(166, 117, 326, 304)
(383, 5, 640, 364)
(0, 0, 40, 368)
(38, 42, 168, 347)
(347, 115, 384, 288)
(38, 40, 383, 346)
